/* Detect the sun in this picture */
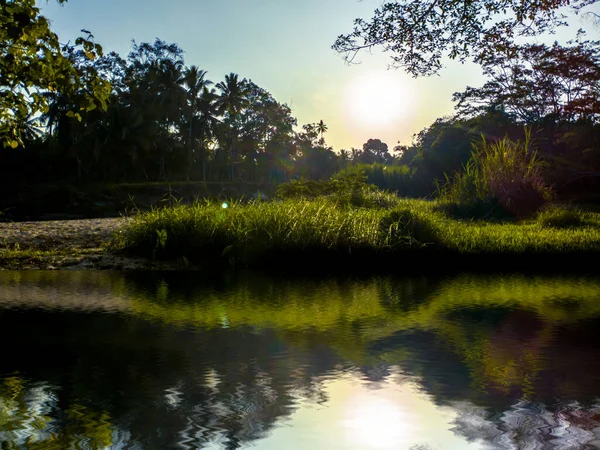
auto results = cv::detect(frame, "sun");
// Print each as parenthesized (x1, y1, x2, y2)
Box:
(342, 394, 414, 449)
(344, 72, 416, 129)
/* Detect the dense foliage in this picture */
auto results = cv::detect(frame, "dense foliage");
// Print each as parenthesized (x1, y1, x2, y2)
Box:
(1, 0, 599, 221)
(0, 0, 110, 149)
(333, 0, 599, 76)
(0, 2, 345, 185)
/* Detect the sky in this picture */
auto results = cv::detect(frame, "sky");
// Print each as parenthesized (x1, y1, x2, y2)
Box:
(38, 0, 599, 152)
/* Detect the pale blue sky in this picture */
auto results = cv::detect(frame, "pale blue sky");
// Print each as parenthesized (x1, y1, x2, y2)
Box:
(38, 0, 599, 151)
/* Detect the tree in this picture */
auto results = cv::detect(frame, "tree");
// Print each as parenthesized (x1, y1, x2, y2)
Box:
(216, 73, 249, 180)
(453, 38, 600, 124)
(235, 81, 297, 182)
(182, 66, 212, 180)
(363, 138, 390, 162)
(293, 123, 340, 180)
(0, 0, 110, 148)
(316, 120, 328, 144)
(332, 0, 598, 76)
(126, 39, 186, 179)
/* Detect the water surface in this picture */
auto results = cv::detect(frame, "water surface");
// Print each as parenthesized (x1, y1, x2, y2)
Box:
(1, 271, 600, 449)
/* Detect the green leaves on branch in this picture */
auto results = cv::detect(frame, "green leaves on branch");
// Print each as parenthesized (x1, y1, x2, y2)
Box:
(333, 0, 598, 76)
(452, 38, 600, 123)
(0, 0, 110, 148)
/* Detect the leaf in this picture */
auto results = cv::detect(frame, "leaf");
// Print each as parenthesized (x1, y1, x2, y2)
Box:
(66, 111, 83, 122)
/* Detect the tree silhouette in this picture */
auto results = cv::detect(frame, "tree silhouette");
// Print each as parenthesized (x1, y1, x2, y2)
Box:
(362, 138, 390, 162)
(182, 66, 213, 180)
(216, 73, 250, 180)
(317, 120, 328, 144)
(453, 38, 600, 124)
(333, 0, 598, 76)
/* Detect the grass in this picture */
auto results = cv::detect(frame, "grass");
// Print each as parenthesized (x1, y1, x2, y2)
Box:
(535, 204, 598, 229)
(112, 195, 600, 271)
(437, 130, 552, 219)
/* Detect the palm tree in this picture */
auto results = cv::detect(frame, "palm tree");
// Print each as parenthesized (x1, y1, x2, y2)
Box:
(197, 87, 220, 181)
(216, 73, 249, 180)
(150, 58, 185, 179)
(182, 66, 212, 180)
(18, 114, 42, 143)
(317, 120, 328, 144)
(89, 102, 158, 180)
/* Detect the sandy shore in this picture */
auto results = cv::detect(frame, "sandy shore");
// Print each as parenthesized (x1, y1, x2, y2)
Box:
(0, 218, 177, 270)
(0, 218, 126, 250)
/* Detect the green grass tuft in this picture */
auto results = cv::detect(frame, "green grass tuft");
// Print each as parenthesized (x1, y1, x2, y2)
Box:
(536, 205, 593, 229)
(437, 129, 552, 219)
(112, 196, 600, 269)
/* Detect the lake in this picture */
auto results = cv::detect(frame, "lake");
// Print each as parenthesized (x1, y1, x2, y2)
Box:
(0, 271, 599, 449)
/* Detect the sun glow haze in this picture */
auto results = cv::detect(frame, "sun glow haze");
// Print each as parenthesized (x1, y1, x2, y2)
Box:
(343, 394, 413, 449)
(344, 72, 417, 132)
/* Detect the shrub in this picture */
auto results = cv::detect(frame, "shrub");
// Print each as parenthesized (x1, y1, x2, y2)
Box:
(437, 129, 553, 219)
(334, 163, 422, 197)
(276, 170, 401, 209)
(537, 205, 585, 229)
(434, 199, 513, 221)
(379, 207, 441, 247)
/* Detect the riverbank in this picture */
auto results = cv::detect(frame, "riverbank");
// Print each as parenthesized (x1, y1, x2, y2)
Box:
(3, 197, 600, 272)
(113, 197, 600, 272)
(0, 218, 183, 270)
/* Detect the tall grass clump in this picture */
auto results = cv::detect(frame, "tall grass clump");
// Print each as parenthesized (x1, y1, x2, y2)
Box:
(335, 163, 418, 196)
(437, 129, 552, 219)
(115, 198, 393, 266)
(114, 196, 600, 269)
(536, 205, 586, 229)
(277, 168, 401, 209)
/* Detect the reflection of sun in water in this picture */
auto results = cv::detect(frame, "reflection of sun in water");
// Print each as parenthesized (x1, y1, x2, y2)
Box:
(344, 72, 416, 129)
(343, 394, 412, 449)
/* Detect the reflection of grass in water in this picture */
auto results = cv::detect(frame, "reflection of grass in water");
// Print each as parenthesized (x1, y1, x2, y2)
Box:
(418, 275, 600, 396)
(4, 272, 600, 398)
(128, 274, 600, 393)
(0, 270, 129, 295)
(129, 274, 600, 331)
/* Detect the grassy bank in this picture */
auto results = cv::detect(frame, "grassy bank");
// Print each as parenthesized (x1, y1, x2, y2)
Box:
(113, 195, 600, 271)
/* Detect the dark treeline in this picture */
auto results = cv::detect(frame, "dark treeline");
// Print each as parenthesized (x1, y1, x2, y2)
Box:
(1, 36, 347, 185)
(1, 0, 599, 206)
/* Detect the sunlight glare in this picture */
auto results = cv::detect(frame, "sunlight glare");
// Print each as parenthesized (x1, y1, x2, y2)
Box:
(344, 72, 416, 129)
(342, 394, 412, 449)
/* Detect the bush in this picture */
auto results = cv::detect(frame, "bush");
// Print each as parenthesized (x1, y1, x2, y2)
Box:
(437, 129, 553, 219)
(334, 163, 425, 197)
(537, 205, 585, 229)
(434, 199, 513, 222)
(276, 170, 401, 209)
(378, 207, 442, 247)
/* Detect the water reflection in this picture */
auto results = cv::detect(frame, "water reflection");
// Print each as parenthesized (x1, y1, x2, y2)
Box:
(0, 271, 599, 448)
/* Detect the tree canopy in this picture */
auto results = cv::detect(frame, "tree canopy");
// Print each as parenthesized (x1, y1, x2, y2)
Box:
(332, 0, 599, 76)
(0, 0, 110, 148)
(453, 38, 600, 123)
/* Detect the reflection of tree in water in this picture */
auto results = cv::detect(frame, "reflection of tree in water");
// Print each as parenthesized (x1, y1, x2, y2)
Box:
(0, 308, 345, 449)
(2, 272, 600, 448)
(451, 400, 600, 449)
